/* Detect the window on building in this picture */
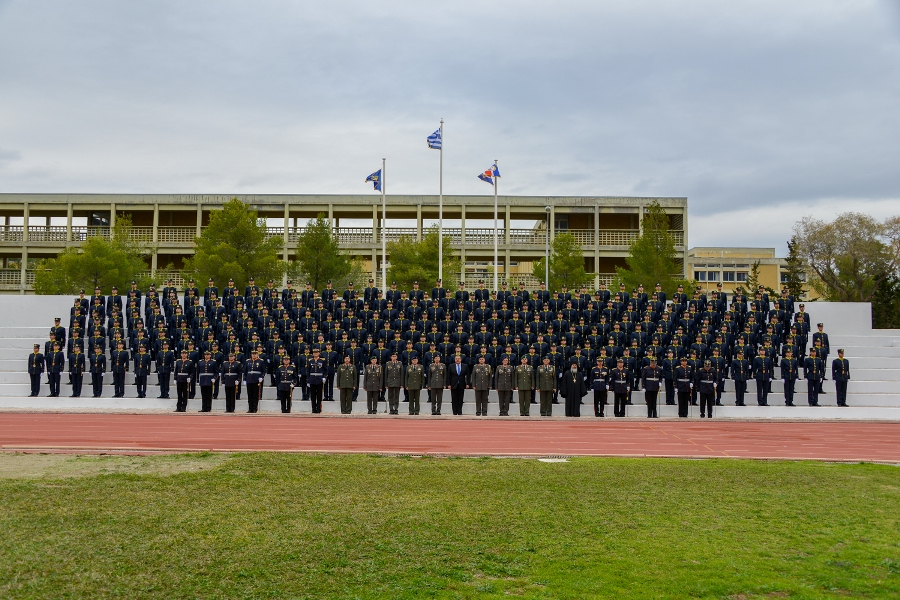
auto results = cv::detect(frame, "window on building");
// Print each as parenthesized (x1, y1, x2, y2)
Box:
(723, 271, 735, 282)
(707, 271, 719, 282)
(695, 271, 706, 281)
(781, 272, 789, 283)
(554, 216, 568, 231)
(736, 272, 748, 282)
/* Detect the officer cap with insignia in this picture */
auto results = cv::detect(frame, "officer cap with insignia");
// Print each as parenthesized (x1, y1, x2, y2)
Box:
(817, 322, 824, 327)
(54, 317, 60, 322)
(650, 356, 657, 362)
(33, 343, 39, 349)
(838, 348, 844, 354)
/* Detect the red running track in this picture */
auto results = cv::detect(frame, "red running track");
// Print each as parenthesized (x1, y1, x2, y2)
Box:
(1, 413, 898, 461)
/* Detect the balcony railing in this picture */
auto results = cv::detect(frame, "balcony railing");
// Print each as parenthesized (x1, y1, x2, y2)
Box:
(0, 269, 35, 289)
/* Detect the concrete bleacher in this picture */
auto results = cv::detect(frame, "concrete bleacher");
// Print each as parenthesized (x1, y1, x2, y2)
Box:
(0, 296, 897, 419)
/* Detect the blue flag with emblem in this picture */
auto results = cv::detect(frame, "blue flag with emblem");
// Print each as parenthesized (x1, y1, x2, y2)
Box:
(366, 169, 382, 191)
(426, 128, 442, 150)
(477, 164, 500, 185)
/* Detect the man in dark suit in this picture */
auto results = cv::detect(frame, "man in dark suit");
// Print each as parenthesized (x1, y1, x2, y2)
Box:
(447, 354, 469, 415)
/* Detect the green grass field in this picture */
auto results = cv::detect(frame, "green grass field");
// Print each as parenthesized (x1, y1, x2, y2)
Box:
(0, 453, 898, 599)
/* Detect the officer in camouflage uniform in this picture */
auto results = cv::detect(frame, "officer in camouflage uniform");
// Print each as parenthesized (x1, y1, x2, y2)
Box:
(514, 356, 535, 416)
(336, 354, 358, 415)
(472, 355, 493, 416)
(384, 353, 404, 414)
(536, 357, 556, 417)
(405, 356, 425, 415)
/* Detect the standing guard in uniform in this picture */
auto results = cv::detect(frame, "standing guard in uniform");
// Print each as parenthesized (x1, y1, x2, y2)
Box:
(513, 356, 535, 416)
(196, 350, 218, 412)
(780, 349, 799, 407)
(752, 351, 773, 406)
(832, 349, 850, 407)
(641, 356, 663, 418)
(110, 340, 129, 398)
(560, 362, 586, 417)
(174, 350, 193, 412)
(244, 349, 266, 413)
(731, 349, 750, 406)
(495, 357, 514, 416)
(47, 342, 64, 397)
(472, 355, 493, 416)
(364, 356, 383, 414)
(696, 360, 716, 418)
(611, 358, 631, 418)
(89, 345, 106, 398)
(428, 355, 446, 415)
(536, 357, 556, 417)
(384, 353, 405, 415)
(306, 349, 326, 414)
(134, 346, 152, 399)
(405, 356, 425, 415)
(804, 348, 824, 407)
(68, 345, 86, 397)
(674, 357, 693, 418)
(276, 355, 298, 413)
(589, 357, 609, 417)
(220, 353, 243, 413)
(156, 341, 174, 399)
(336, 355, 358, 415)
(27, 344, 44, 397)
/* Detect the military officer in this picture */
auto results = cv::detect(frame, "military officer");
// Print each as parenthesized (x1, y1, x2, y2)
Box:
(89, 345, 106, 398)
(428, 355, 446, 415)
(134, 346, 152, 399)
(780, 348, 799, 407)
(220, 353, 243, 413)
(471, 355, 493, 416)
(513, 356, 535, 416)
(752, 350, 773, 407)
(696, 360, 716, 418)
(731, 349, 751, 406)
(336, 355, 358, 414)
(494, 356, 514, 416)
(674, 357, 693, 418)
(276, 355, 298, 413)
(384, 353, 405, 414)
(244, 349, 266, 413)
(46, 342, 65, 398)
(156, 341, 174, 399)
(589, 357, 609, 417)
(110, 340, 129, 398)
(641, 356, 663, 418)
(196, 350, 218, 411)
(68, 345, 86, 397)
(405, 356, 425, 415)
(174, 350, 194, 412)
(536, 356, 556, 417)
(306, 349, 326, 414)
(611, 358, 631, 417)
(804, 348, 824, 407)
(27, 344, 44, 397)
(832, 349, 850, 407)
(363, 356, 383, 414)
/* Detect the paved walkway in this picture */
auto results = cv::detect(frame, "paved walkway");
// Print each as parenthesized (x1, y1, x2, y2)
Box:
(1, 413, 898, 461)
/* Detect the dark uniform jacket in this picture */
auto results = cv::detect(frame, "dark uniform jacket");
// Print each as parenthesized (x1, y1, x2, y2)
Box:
(28, 352, 45, 374)
(831, 358, 850, 382)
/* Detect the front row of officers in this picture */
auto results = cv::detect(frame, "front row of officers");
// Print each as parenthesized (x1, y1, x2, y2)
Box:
(26, 343, 852, 417)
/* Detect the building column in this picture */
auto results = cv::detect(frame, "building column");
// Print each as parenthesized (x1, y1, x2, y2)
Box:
(505, 204, 511, 283)
(151, 204, 159, 276)
(109, 203, 116, 238)
(371, 249, 378, 283)
(372, 205, 378, 244)
(66, 203, 73, 243)
(22, 202, 29, 243)
(282, 204, 290, 286)
(459, 205, 466, 285)
(681, 207, 689, 278)
(19, 247, 27, 295)
(416, 204, 422, 242)
(327, 203, 333, 226)
(638, 204, 644, 236)
(195, 204, 202, 238)
(549, 206, 555, 241)
(594, 204, 600, 289)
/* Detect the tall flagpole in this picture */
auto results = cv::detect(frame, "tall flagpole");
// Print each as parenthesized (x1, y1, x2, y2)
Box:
(381, 157, 387, 292)
(438, 119, 443, 285)
(493, 159, 499, 292)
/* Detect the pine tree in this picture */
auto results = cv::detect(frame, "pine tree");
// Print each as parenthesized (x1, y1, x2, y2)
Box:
(532, 232, 588, 291)
(782, 236, 807, 300)
(292, 214, 357, 290)
(387, 226, 460, 290)
(615, 200, 691, 295)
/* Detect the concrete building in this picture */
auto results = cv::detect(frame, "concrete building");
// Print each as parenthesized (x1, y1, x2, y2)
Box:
(0, 193, 687, 293)
(686, 247, 818, 299)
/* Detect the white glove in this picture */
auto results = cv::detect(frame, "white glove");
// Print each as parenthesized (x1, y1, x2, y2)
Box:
(713, 383, 717, 389)
(690, 383, 693, 389)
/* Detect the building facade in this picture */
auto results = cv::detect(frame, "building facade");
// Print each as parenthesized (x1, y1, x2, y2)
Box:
(687, 247, 817, 299)
(0, 193, 687, 293)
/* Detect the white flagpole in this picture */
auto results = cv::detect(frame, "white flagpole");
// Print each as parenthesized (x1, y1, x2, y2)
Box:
(493, 159, 499, 292)
(438, 119, 443, 285)
(382, 157, 387, 293)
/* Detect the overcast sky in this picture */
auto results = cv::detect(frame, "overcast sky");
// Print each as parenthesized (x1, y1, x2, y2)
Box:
(1, 1, 898, 251)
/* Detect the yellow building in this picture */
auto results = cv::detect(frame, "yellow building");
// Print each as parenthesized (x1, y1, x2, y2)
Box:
(687, 247, 817, 299)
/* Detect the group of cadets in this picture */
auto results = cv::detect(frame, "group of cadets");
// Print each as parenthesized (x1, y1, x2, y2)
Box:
(26, 276, 852, 417)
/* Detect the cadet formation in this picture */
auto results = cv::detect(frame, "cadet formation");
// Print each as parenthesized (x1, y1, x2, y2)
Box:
(26, 277, 852, 418)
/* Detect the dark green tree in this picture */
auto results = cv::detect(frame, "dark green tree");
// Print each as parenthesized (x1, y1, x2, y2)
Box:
(532, 232, 588, 291)
(387, 225, 460, 290)
(872, 274, 900, 329)
(291, 214, 359, 290)
(615, 201, 691, 295)
(782, 236, 807, 300)
(183, 198, 286, 289)
(33, 215, 152, 294)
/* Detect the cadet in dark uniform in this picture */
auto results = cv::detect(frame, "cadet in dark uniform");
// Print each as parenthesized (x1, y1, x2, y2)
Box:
(832, 349, 850, 407)
(514, 356, 535, 416)
(384, 353, 404, 415)
(174, 350, 193, 412)
(244, 350, 266, 413)
(156, 341, 174, 399)
(110, 341, 129, 398)
(220, 353, 243, 413)
(68, 346, 86, 397)
(89, 345, 106, 398)
(364, 356, 383, 414)
(674, 357, 693, 418)
(611, 358, 630, 417)
(196, 350, 218, 412)
(336, 355, 358, 415)
(641, 356, 663, 418)
(780, 349, 799, 406)
(560, 362, 586, 417)
(472, 355, 493, 416)
(731, 349, 750, 406)
(536, 357, 556, 417)
(495, 357, 514, 416)
(307, 349, 326, 414)
(589, 357, 609, 417)
(405, 356, 425, 415)
(47, 342, 64, 397)
(752, 351, 773, 406)
(27, 344, 44, 397)
(428, 355, 446, 415)
(696, 360, 716, 418)
(134, 346, 152, 399)
(276, 355, 298, 413)
(804, 348, 824, 406)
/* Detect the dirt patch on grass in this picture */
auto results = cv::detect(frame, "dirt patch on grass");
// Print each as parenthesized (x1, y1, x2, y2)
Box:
(0, 452, 231, 479)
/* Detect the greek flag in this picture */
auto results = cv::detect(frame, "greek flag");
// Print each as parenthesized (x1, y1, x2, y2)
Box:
(366, 169, 382, 191)
(426, 128, 442, 150)
(478, 165, 500, 185)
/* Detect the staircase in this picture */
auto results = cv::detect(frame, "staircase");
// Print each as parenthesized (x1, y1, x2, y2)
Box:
(0, 297, 896, 419)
